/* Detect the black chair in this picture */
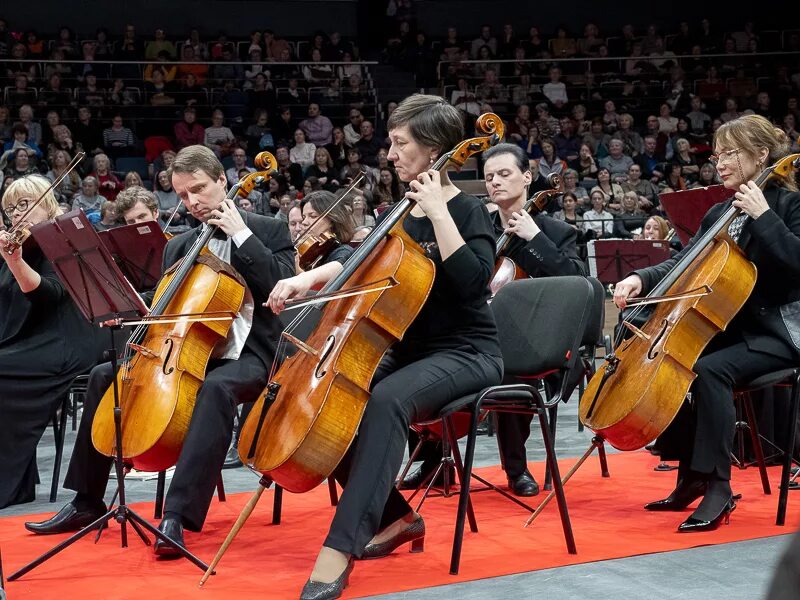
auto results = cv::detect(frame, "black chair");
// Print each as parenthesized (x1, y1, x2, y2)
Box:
(50, 374, 92, 503)
(731, 368, 800, 525)
(423, 276, 593, 574)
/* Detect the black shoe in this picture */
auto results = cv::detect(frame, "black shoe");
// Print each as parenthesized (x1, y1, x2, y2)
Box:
(361, 515, 425, 559)
(678, 497, 736, 532)
(153, 517, 184, 558)
(300, 558, 354, 600)
(25, 502, 106, 535)
(644, 478, 707, 511)
(24, 502, 107, 535)
(507, 470, 540, 497)
(223, 444, 243, 469)
(397, 463, 455, 491)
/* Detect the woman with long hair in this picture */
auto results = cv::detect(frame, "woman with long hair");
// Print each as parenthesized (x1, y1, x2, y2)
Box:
(305, 147, 341, 191)
(45, 149, 81, 203)
(614, 115, 800, 533)
(590, 167, 624, 213)
(373, 167, 404, 210)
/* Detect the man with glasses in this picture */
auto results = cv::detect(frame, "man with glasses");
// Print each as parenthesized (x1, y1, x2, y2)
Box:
(225, 148, 254, 186)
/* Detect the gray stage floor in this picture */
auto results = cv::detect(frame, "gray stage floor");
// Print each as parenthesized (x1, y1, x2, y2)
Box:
(2, 390, 795, 600)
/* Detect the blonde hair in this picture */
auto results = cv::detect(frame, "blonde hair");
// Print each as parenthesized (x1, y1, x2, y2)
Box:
(646, 215, 670, 240)
(714, 114, 796, 191)
(3, 174, 61, 219)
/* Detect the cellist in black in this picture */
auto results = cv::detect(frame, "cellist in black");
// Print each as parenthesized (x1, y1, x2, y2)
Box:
(613, 115, 800, 532)
(25, 145, 295, 554)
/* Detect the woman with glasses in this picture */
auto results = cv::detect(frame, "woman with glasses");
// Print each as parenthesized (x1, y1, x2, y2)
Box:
(612, 115, 800, 533)
(0, 175, 97, 508)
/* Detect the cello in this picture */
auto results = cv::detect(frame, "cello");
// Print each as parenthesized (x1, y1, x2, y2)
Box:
(579, 153, 800, 451)
(489, 173, 561, 296)
(199, 114, 504, 585)
(91, 153, 278, 472)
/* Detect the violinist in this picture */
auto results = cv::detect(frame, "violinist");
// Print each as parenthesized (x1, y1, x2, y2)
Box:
(26, 145, 295, 555)
(0, 175, 98, 508)
(270, 94, 503, 600)
(613, 115, 800, 532)
(295, 189, 356, 272)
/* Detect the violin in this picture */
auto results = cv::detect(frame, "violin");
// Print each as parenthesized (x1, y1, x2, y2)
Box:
(579, 153, 800, 451)
(91, 152, 278, 471)
(294, 172, 367, 271)
(489, 173, 561, 297)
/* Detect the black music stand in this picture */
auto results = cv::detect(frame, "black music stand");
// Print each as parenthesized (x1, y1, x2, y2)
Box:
(588, 239, 672, 285)
(98, 221, 167, 292)
(8, 210, 210, 581)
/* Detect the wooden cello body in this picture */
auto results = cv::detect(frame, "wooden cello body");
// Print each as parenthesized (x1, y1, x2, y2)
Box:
(92, 154, 277, 472)
(579, 154, 800, 451)
(238, 115, 505, 493)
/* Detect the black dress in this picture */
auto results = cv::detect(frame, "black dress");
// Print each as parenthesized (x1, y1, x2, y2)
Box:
(0, 244, 98, 508)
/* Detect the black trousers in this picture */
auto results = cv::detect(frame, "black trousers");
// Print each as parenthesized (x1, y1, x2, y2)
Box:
(64, 352, 267, 531)
(657, 338, 794, 481)
(324, 348, 503, 557)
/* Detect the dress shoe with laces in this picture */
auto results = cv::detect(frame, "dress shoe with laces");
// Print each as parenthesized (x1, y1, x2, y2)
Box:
(644, 478, 707, 511)
(508, 470, 540, 497)
(24, 502, 107, 535)
(361, 515, 425, 559)
(153, 517, 185, 558)
(299, 557, 354, 600)
(397, 462, 456, 491)
(678, 497, 736, 532)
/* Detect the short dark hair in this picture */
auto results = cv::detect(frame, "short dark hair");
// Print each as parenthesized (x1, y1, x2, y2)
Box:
(483, 143, 529, 173)
(387, 93, 463, 157)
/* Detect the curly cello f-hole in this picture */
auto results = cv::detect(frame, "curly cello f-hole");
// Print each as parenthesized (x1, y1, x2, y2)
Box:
(647, 319, 670, 360)
(162, 338, 175, 375)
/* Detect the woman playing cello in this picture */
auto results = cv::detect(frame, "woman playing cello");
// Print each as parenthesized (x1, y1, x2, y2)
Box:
(613, 115, 800, 532)
(267, 94, 503, 599)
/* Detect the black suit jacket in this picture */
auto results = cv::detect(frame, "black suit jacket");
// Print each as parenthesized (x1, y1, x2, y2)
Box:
(156, 211, 295, 368)
(492, 211, 587, 278)
(635, 185, 800, 360)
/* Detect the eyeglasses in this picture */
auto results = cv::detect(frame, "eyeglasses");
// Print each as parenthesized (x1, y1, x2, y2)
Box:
(4, 198, 29, 217)
(709, 148, 742, 166)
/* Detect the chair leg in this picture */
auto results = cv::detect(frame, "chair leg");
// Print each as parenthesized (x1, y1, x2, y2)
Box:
(216, 473, 226, 502)
(154, 470, 166, 519)
(272, 484, 283, 525)
(536, 399, 577, 554)
(543, 405, 558, 491)
(595, 435, 610, 477)
(777, 374, 800, 525)
(396, 437, 425, 488)
(447, 419, 478, 533)
(50, 399, 68, 503)
(327, 478, 339, 506)
(450, 403, 480, 575)
(743, 393, 771, 495)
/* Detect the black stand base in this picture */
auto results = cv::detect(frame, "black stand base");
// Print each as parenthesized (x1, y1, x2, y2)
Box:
(8, 504, 211, 581)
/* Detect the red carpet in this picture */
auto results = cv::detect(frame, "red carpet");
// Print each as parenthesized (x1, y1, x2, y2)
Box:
(0, 451, 796, 599)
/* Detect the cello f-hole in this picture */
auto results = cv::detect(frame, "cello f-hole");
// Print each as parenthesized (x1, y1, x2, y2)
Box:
(315, 335, 337, 379)
(647, 319, 670, 360)
(162, 338, 175, 375)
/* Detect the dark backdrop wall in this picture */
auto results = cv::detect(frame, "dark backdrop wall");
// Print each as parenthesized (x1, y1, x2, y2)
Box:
(0, 0, 358, 37)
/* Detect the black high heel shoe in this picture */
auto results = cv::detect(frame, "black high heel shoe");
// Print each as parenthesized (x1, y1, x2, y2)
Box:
(360, 515, 425, 559)
(299, 558, 354, 600)
(677, 497, 736, 533)
(644, 478, 707, 511)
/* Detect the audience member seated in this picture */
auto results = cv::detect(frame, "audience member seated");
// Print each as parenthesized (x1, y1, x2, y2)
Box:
(211, 45, 244, 86)
(204, 109, 236, 158)
(582, 189, 614, 239)
(537, 138, 567, 179)
(145, 27, 177, 61)
(354, 120, 384, 167)
(551, 191, 584, 238)
(299, 102, 334, 148)
(17, 105, 42, 146)
(305, 147, 340, 191)
(45, 149, 81, 203)
(560, 168, 588, 204)
(554, 117, 581, 163)
(475, 69, 508, 106)
(372, 166, 404, 210)
(542, 66, 568, 109)
(71, 175, 105, 222)
(176, 44, 208, 86)
(7, 75, 37, 113)
(658, 162, 687, 193)
(612, 113, 643, 157)
(325, 127, 351, 171)
(591, 167, 625, 213)
(689, 162, 720, 189)
(90, 153, 123, 202)
(38, 73, 70, 113)
(671, 137, 700, 184)
(290, 128, 316, 169)
(635, 135, 666, 184)
(94, 200, 119, 231)
(225, 148, 254, 186)
(622, 163, 659, 213)
(612, 191, 648, 238)
(174, 106, 205, 150)
(2, 123, 42, 162)
(3, 148, 40, 182)
(102, 114, 136, 159)
(275, 145, 304, 191)
(599, 139, 634, 183)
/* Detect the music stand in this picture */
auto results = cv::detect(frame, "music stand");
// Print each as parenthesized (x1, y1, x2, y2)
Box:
(8, 210, 210, 581)
(659, 185, 733, 246)
(588, 239, 672, 285)
(98, 221, 167, 292)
